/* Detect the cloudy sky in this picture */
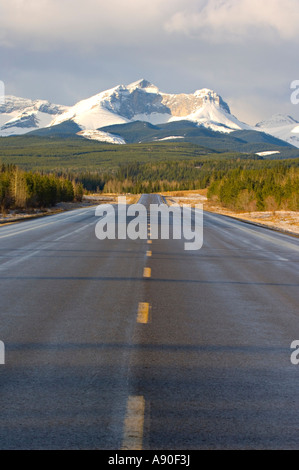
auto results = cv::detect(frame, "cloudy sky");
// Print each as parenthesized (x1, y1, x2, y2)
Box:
(0, 0, 299, 124)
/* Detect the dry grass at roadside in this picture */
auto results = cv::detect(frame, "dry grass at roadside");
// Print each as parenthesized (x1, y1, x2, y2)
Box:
(161, 189, 299, 236)
(85, 193, 140, 204)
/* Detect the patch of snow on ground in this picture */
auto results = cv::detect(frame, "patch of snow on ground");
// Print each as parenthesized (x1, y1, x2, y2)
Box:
(154, 135, 185, 141)
(77, 129, 126, 144)
(202, 122, 234, 133)
(255, 151, 281, 156)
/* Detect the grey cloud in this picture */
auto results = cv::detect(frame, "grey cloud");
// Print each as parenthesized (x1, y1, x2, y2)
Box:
(0, 0, 182, 49)
(0, 0, 298, 124)
(165, 0, 299, 43)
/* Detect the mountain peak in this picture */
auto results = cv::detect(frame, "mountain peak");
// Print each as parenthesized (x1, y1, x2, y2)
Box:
(254, 113, 299, 147)
(127, 79, 159, 93)
(194, 88, 216, 97)
(192, 88, 231, 114)
(256, 114, 299, 129)
(0, 95, 67, 115)
(161, 87, 232, 120)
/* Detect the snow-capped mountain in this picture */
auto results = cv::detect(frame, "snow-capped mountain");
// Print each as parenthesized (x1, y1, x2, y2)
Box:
(255, 114, 299, 148)
(49, 79, 251, 137)
(162, 88, 252, 133)
(0, 81, 297, 149)
(50, 80, 170, 130)
(0, 96, 68, 136)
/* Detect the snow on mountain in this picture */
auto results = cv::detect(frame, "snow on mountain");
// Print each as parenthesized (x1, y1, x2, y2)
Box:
(0, 82, 297, 148)
(127, 79, 160, 94)
(255, 114, 299, 148)
(0, 95, 68, 136)
(48, 80, 250, 141)
(256, 114, 298, 128)
(50, 79, 171, 131)
(77, 129, 126, 144)
(162, 88, 251, 133)
(169, 96, 250, 133)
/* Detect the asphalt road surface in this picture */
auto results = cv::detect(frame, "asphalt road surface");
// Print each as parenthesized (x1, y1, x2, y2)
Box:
(0, 194, 298, 449)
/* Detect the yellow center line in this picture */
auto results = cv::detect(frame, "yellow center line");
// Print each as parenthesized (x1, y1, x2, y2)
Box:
(147, 240, 152, 244)
(143, 267, 151, 278)
(121, 395, 145, 450)
(146, 250, 152, 257)
(0, 221, 18, 227)
(137, 302, 150, 324)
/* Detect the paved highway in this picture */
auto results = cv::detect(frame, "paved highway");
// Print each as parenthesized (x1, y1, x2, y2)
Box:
(0, 194, 298, 449)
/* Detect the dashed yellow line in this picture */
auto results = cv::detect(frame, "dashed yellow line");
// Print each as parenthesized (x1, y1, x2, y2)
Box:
(147, 240, 152, 244)
(137, 302, 150, 324)
(143, 267, 151, 278)
(146, 250, 152, 257)
(121, 395, 145, 450)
